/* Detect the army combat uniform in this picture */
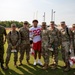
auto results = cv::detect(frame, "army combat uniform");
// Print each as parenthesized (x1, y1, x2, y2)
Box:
(5, 30, 21, 67)
(0, 25, 7, 69)
(71, 24, 75, 55)
(19, 27, 30, 64)
(60, 27, 72, 71)
(41, 27, 50, 69)
(48, 27, 60, 68)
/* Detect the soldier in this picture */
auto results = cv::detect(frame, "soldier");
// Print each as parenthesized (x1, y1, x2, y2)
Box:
(71, 24, 75, 75)
(41, 22, 50, 69)
(71, 24, 75, 55)
(5, 23, 21, 69)
(60, 21, 72, 71)
(0, 25, 7, 70)
(19, 21, 30, 66)
(48, 21, 60, 69)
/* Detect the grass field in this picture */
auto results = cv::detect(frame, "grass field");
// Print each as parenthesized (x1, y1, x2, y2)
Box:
(0, 30, 75, 75)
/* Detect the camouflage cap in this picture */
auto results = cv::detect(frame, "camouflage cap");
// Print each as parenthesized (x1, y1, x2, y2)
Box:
(50, 21, 55, 24)
(42, 22, 46, 25)
(24, 21, 29, 24)
(11, 23, 16, 27)
(72, 24, 75, 27)
(61, 21, 65, 24)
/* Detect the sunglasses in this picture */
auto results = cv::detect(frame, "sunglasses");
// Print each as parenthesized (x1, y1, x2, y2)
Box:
(12, 26, 16, 27)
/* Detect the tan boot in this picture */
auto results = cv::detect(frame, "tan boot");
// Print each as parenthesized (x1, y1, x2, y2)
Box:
(64, 67, 70, 72)
(14, 62, 17, 67)
(64, 62, 70, 72)
(42, 64, 48, 70)
(42, 63, 46, 67)
(5, 64, 9, 70)
(51, 64, 57, 70)
(27, 60, 30, 65)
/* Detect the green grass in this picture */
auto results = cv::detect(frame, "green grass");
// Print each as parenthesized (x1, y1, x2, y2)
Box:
(0, 30, 75, 75)
(0, 42, 74, 75)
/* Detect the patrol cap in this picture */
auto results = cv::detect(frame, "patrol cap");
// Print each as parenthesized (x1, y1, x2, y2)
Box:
(32, 20, 38, 23)
(11, 23, 16, 27)
(72, 24, 75, 27)
(24, 21, 29, 25)
(42, 22, 46, 25)
(50, 21, 55, 24)
(61, 21, 65, 25)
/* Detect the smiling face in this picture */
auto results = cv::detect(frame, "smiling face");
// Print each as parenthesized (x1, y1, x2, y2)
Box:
(61, 22, 66, 28)
(50, 21, 55, 28)
(23, 23, 28, 28)
(42, 22, 46, 29)
(33, 21, 38, 27)
(11, 24, 16, 31)
(72, 24, 75, 30)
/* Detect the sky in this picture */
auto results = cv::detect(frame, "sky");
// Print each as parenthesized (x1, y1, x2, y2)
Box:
(0, 0, 75, 26)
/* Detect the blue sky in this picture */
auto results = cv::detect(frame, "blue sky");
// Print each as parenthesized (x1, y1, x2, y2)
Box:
(0, 0, 75, 26)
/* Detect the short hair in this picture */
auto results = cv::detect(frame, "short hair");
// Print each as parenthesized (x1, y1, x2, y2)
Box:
(32, 20, 38, 23)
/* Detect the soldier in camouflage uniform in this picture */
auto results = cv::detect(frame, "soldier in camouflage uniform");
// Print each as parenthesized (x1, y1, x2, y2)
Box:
(41, 22, 50, 70)
(48, 21, 60, 69)
(60, 21, 72, 71)
(19, 21, 30, 66)
(71, 24, 75, 55)
(5, 23, 21, 69)
(0, 25, 7, 70)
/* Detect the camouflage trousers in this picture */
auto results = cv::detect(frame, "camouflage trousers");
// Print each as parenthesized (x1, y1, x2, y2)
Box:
(52, 43, 59, 65)
(61, 41, 70, 67)
(6, 46, 18, 65)
(0, 45, 4, 64)
(19, 44, 30, 62)
(42, 46, 50, 64)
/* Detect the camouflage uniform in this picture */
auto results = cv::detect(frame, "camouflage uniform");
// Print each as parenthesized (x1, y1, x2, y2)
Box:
(19, 27, 30, 63)
(48, 27, 60, 66)
(60, 27, 72, 69)
(0, 25, 7, 64)
(6, 30, 21, 65)
(41, 29, 50, 65)
(71, 25, 75, 55)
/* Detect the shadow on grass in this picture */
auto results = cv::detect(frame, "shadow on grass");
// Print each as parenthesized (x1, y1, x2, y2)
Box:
(17, 64, 41, 75)
(0, 65, 75, 75)
(4, 69, 20, 75)
(17, 64, 75, 75)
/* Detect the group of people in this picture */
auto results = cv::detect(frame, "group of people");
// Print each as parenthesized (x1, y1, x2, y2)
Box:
(0, 20, 75, 72)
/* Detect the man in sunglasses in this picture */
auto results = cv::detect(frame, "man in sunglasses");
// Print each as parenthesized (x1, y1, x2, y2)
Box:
(19, 21, 30, 66)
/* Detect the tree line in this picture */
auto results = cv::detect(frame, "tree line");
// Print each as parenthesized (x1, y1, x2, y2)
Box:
(0, 21, 30, 28)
